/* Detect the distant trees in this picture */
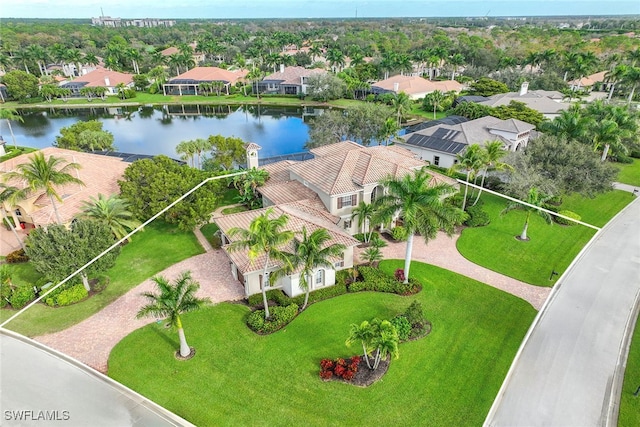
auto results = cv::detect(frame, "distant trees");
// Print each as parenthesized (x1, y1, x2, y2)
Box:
(468, 77, 510, 97)
(1, 70, 39, 102)
(306, 103, 395, 148)
(306, 73, 346, 102)
(54, 120, 115, 152)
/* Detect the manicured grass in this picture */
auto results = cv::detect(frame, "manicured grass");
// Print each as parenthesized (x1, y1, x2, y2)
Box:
(409, 107, 448, 120)
(2, 260, 44, 287)
(617, 159, 640, 187)
(199, 222, 220, 247)
(221, 205, 248, 215)
(217, 188, 240, 207)
(457, 190, 634, 286)
(0, 146, 38, 162)
(619, 313, 640, 427)
(0, 221, 203, 336)
(108, 260, 536, 426)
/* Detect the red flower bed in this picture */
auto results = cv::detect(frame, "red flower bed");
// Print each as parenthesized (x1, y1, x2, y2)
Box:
(319, 355, 361, 381)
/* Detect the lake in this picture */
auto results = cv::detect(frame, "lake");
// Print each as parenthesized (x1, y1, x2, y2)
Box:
(1, 104, 321, 160)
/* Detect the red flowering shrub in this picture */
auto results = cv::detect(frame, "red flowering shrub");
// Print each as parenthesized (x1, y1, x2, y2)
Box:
(395, 269, 405, 282)
(319, 356, 361, 381)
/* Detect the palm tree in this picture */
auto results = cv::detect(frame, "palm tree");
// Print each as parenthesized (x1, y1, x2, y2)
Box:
(448, 53, 465, 80)
(79, 194, 142, 241)
(451, 144, 485, 211)
(176, 140, 197, 167)
(591, 119, 622, 162)
(136, 271, 210, 358)
(473, 141, 511, 205)
(0, 183, 25, 250)
(351, 201, 375, 242)
(361, 246, 383, 266)
(4, 152, 84, 225)
(370, 319, 400, 370)
(605, 64, 628, 101)
(326, 48, 345, 73)
(375, 167, 466, 283)
(392, 92, 412, 126)
(540, 108, 593, 144)
(501, 187, 553, 241)
(425, 90, 446, 120)
(0, 109, 24, 149)
(345, 320, 376, 369)
(226, 208, 294, 319)
(622, 66, 640, 106)
(282, 227, 346, 310)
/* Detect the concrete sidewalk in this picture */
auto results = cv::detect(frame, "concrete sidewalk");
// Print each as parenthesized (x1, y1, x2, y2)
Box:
(485, 196, 640, 426)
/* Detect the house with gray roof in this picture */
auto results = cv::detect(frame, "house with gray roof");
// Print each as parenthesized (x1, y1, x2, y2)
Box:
(214, 141, 454, 298)
(478, 82, 569, 119)
(257, 65, 326, 95)
(396, 116, 536, 169)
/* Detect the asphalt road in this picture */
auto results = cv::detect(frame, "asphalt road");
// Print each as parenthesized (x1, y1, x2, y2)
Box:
(485, 197, 640, 426)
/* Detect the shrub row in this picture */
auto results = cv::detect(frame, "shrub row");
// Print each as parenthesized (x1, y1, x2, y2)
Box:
(555, 210, 581, 226)
(247, 284, 348, 309)
(8, 285, 35, 310)
(351, 266, 418, 295)
(246, 303, 299, 334)
(45, 283, 88, 307)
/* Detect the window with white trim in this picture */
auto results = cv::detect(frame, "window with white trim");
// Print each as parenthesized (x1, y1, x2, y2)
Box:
(315, 269, 324, 285)
(343, 219, 352, 230)
(337, 194, 357, 209)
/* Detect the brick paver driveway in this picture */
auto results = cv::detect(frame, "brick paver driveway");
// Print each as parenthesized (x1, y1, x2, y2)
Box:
(35, 250, 244, 373)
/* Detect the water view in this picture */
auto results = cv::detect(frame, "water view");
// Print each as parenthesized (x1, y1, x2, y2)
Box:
(1, 105, 320, 160)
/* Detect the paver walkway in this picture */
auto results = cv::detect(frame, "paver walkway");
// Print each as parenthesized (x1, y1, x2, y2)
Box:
(355, 231, 551, 310)
(35, 249, 244, 373)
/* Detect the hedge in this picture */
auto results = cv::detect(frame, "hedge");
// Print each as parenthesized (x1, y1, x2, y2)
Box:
(247, 304, 299, 334)
(555, 210, 581, 226)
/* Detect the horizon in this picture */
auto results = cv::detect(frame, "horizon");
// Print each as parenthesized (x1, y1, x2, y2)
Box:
(5, 0, 640, 20)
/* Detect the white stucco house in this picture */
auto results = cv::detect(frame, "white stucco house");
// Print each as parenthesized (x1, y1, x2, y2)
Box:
(396, 116, 536, 169)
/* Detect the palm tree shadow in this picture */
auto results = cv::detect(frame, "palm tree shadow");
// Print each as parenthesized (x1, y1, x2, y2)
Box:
(151, 324, 179, 350)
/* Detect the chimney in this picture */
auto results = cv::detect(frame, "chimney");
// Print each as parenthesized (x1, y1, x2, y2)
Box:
(393, 82, 399, 93)
(245, 143, 262, 169)
(280, 64, 285, 73)
(519, 82, 529, 96)
(104, 77, 111, 87)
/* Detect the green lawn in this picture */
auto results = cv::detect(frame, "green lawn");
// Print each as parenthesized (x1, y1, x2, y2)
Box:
(0, 221, 203, 336)
(199, 222, 220, 247)
(108, 260, 536, 426)
(617, 159, 640, 187)
(0, 146, 38, 162)
(457, 190, 634, 286)
(620, 313, 640, 427)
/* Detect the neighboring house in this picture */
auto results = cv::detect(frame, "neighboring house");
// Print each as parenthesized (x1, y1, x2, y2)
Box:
(0, 147, 128, 229)
(396, 116, 536, 169)
(215, 141, 454, 298)
(370, 74, 464, 100)
(477, 82, 570, 119)
(160, 44, 206, 65)
(258, 66, 326, 95)
(59, 67, 134, 97)
(163, 67, 248, 96)
(568, 71, 610, 92)
(0, 83, 7, 102)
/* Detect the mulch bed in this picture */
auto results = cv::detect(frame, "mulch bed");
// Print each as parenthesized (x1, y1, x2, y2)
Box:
(175, 347, 196, 361)
(324, 357, 390, 387)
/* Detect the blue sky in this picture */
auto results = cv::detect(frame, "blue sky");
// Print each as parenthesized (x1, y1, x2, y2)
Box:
(5, 0, 640, 19)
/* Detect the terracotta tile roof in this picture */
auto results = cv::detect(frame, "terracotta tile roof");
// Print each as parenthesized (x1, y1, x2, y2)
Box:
(261, 160, 297, 184)
(262, 66, 326, 85)
(1, 147, 128, 226)
(65, 67, 133, 88)
(568, 71, 608, 87)
(309, 140, 361, 158)
(372, 75, 463, 96)
(215, 205, 358, 275)
(244, 142, 262, 151)
(160, 47, 179, 56)
(168, 67, 248, 84)
(258, 180, 317, 205)
(291, 142, 424, 196)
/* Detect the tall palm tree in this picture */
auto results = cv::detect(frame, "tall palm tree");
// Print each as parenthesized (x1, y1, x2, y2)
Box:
(622, 66, 640, 106)
(0, 109, 24, 149)
(392, 92, 412, 126)
(0, 183, 25, 250)
(351, 201, 375, 242)
(226, 208, 294, 319)
(451, 144, 485, 211)
(136, 271, 210, 358)
(4, 152, 84, 225)
(425, 90, 446, 120)
(345, 320, 376, 369)
(375, 167, 466, 283)
(591, 119, 623, 162)
(501, 187, 553, 241)
(79, 194, 142, 241)
(540, 108, 593, 144)
(281, 227, 345, 310)
(473, 141, 511, 205)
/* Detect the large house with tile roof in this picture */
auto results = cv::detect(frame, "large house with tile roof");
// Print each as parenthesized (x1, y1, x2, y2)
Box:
(215, 141, 454, 297)
(370, 75, 464, 100)
(163, 67, 248, 96)
(477, 82, 570, 119)
(396, 116, 536, 169)
(1, 147, 128, 229)
(59, 67, 134, 97)
(257, 66, 326, 95)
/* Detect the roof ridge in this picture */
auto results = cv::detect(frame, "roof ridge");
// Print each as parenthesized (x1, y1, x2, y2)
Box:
(329, 150, 357, 194)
